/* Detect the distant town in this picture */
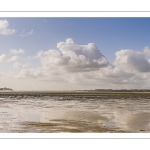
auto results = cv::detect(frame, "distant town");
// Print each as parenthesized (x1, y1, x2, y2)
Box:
(1, 87, 150, 92)
(95, 89, 150, 92)
(75, 89, 150, 92)
(0, 87, 13, 91)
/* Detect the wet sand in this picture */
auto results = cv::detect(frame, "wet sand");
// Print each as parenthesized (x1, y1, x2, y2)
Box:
(0, 91, 150, 132)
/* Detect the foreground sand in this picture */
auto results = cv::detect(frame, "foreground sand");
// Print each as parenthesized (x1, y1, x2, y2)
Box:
(0, 91, 150, 132)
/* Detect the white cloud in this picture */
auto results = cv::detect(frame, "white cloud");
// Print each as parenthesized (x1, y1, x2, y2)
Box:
(0, 54, 20, 63)
(13, 62, 26, 69)
(19, 29, 33, 37)
(114, 49, 150, 73)
(6, 38, 150, 90)
(0, 54, 7, 62)
(10, 49, 25, 55)
(143, 46, 150, 56)
(14, 68, 45, 79)
(37, 38, 109, 72)
(0, 20, 16, 35)
(8, 56, 20, 62)
(14, 39, 150, 89)
(93, 65, 133, 79)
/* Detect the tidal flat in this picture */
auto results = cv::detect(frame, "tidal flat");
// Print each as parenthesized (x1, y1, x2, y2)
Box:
(0, 91, 150, 133)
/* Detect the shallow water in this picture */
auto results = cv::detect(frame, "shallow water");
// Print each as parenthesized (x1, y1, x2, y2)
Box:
(0, 95, 150, 132)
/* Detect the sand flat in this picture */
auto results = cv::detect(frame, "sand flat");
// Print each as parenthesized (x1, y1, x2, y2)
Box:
(0, 91, 150, 132)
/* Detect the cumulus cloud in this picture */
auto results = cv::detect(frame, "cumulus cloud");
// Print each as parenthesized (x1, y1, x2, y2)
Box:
(0, 20, 16, 35)
(37, 38, 109, 72)
(114, 49, 150, 73)
(143, 46, 150, 56)
(19, 29, 33, 37)
(10, 49, 25, 55)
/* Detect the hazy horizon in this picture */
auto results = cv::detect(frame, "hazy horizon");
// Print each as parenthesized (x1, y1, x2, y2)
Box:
(1, 18, 150, 90)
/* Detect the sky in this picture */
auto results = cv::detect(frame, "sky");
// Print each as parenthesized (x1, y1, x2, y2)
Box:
(1, 18, 150, 91)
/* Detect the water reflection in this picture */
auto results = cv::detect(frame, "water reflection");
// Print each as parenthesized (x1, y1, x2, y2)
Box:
(0, 96, 150, 132)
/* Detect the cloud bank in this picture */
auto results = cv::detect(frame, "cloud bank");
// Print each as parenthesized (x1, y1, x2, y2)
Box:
(2, 38, 150, 90)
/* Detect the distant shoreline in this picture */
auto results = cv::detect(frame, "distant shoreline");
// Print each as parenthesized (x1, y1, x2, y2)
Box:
(0, 91, 150, 99)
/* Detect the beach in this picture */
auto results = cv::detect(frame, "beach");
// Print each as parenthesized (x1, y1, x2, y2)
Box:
(0, 91, 150, 132)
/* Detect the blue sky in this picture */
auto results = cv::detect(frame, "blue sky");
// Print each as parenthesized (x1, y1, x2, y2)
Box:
(1, 18, 150, 90)
(1, 18, 150, 60)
